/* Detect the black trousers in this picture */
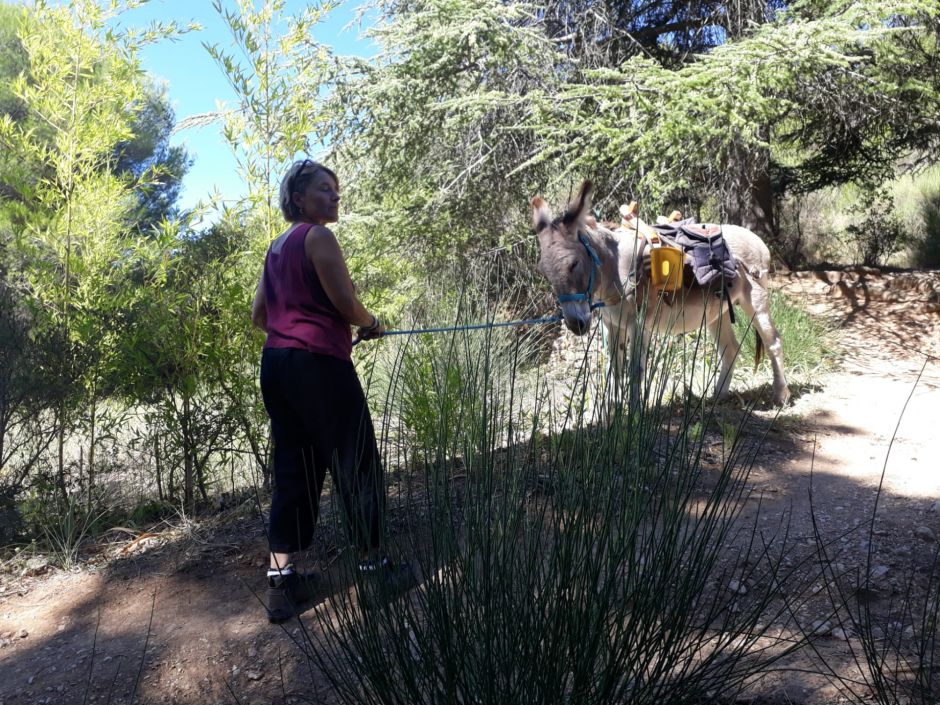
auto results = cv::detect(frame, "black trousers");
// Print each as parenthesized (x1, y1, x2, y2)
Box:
(260, 348, 383, 554)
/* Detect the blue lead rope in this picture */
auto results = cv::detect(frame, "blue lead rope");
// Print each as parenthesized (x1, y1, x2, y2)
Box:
(353, 302, 605, 346)
(355, 232, 606, 346)
(354, 313, 562, 346)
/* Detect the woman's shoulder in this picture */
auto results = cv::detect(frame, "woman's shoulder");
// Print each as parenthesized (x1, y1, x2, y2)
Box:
(303, 224, 343, 262)
(305, 223, 335, 239)
(304, 224, 339, 249)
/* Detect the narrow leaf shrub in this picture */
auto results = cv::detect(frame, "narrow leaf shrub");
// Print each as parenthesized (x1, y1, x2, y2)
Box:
(300, 304, 812, 704)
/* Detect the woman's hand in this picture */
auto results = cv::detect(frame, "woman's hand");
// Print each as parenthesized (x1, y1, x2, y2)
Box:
(356, 316, 386, 341)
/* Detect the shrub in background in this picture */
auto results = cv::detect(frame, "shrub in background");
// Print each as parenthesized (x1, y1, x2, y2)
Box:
(842, 192, 912, 268)
(914, 188, 940, 268)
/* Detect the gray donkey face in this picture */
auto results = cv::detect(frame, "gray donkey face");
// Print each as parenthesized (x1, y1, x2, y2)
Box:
(532, 181, 595, 335)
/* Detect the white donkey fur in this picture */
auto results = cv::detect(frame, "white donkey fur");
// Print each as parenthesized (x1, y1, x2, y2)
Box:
(533, 181, 790, 406)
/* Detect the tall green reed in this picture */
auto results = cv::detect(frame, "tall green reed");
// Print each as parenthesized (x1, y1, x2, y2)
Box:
(305, 298, 813, 704)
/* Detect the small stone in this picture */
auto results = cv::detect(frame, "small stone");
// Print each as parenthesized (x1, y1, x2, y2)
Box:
(914, 526, 936, 542)
(247, 670, 263, 681)
(869, 565, 890, 581)
(831, 626, 851, 640)
(27, 676, 34, 685)
(930, 500, 940, 513)
(728, 580, 748, 595)
(903, 625, 915, 639)
(870, 626, 885, 639)
(22, 557, 50, 576)
(810, 619, 831, 634)
(17, 629, 27, 639)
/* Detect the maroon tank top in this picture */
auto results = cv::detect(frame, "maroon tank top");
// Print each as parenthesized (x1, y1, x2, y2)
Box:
(262, 223, 352, 361)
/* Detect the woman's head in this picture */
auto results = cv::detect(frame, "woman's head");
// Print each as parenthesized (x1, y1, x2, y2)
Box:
(279, 160, 340, 224)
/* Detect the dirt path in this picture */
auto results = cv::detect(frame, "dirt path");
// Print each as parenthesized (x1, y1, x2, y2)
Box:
(737, 270, 940, 703)
(0, 269, 938, 705)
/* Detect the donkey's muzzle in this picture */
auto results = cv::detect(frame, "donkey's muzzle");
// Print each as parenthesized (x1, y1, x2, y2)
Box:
(559, 301, 592, 335)
(566, 317, 590, 335)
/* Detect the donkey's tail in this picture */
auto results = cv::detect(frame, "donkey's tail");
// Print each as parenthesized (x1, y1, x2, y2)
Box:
(754, 329, 764, 370)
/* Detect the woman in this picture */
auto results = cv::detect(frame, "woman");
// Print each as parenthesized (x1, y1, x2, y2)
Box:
(252, 159, 412, 623)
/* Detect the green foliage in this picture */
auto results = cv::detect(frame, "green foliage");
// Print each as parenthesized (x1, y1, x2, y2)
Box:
(21, 486, 110, 569)
(541, 1, 940, 217)
(113, 81, 193, 231)
(908, 168, 940, 268)
(398, 337, 466, 450)
(204, 0, 335, 244)
(918, 190, 940, 267)
(0, 0, 191, 503)
(843, 191, 912, 266)
(128, 497, 175, 527)
(326, 0, 563, 306)
(395, 327, 519, 455)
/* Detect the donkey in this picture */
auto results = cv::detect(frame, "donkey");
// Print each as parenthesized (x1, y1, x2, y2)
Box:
(532, 181, 790, 406)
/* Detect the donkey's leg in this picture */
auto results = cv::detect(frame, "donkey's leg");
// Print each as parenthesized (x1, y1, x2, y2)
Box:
(707, 309, 740, 400)
(603, 315, 633, 403)
(738, 278, 791, 406)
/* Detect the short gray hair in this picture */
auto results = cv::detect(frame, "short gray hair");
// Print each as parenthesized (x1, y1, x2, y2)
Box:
(278, 159, 339, 222)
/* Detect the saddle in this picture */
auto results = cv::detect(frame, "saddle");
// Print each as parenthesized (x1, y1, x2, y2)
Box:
(639, 219, 739, 323)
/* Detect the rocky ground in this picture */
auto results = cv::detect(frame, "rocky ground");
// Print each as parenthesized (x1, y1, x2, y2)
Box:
(0, 268, 938, 705)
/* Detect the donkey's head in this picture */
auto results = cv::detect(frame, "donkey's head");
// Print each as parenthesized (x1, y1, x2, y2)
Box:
(532, 180, 596, 336)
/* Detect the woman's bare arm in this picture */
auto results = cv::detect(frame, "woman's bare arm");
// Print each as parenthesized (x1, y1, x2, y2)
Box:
(304, 225, 376, 328)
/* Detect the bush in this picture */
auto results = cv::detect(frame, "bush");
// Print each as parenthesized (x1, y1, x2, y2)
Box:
(302, 313, 814, 704)
(843, 192, 912, 267)
(21, 488, 111, 569)
(914, 188, 940, 268)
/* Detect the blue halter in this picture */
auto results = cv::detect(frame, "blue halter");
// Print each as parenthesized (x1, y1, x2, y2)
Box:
(556, 232, 605, 310)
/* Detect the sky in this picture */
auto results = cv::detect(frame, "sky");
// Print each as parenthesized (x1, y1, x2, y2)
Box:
(119, 0, 375, 213)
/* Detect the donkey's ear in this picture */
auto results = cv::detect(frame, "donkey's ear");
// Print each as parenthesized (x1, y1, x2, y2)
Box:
(531, 196, 552, 232)
(561, 180, 593, 228)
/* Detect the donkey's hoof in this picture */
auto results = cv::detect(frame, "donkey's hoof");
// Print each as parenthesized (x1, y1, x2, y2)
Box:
(773, 389, 792, 407)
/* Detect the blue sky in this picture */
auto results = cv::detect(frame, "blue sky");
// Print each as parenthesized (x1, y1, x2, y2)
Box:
(121, 0, 375, 213)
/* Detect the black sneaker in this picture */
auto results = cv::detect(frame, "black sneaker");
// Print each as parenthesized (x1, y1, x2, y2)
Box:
(266, 568, 320, 624)
(357, 557, 417, 609)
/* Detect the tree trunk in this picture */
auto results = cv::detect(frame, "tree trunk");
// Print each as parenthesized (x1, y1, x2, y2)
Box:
(87, 398, 96, 512)
(721, 141, 778, 243)
(182, 395, 194, 513)
(56, 419, 67, 503)
(154, 433, 163, 502)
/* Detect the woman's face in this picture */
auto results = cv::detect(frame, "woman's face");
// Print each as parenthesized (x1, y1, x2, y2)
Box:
(293, 170, 340, 225)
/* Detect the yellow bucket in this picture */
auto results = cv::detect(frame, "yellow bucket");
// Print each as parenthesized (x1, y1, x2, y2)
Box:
(650, 246, 684, 292)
